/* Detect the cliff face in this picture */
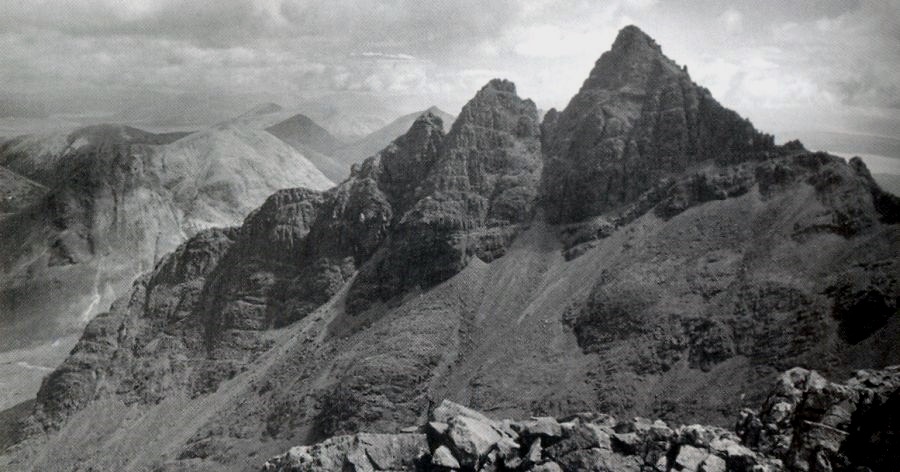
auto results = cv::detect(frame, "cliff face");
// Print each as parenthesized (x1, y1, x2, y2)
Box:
(348, 79, 542, 312)
(3, 26, 899, 472)
(541, 26, 775, 223)
(0, 127, 192, 378)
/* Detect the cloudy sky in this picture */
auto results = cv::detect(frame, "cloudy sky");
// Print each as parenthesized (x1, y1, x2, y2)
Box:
(1, 0, 898, 139)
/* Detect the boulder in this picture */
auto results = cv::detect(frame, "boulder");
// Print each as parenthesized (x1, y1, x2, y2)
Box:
(531, 461, 563, 472)
(525, 436, 543, 464)
(431, 445, 460, 469)
(432, 400, 494, 425)
(516, 417, 563, 442)
(446, 415, 504, 468)
(263, 432, 427, 472)
(675, 444, 709, 471)
(698, 454, 727, 472)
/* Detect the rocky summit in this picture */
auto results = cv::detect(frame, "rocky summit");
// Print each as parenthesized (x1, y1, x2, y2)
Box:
(542, 25, 775, 223)
(348, 79, 542, 311)
(1, 25, 898, 472)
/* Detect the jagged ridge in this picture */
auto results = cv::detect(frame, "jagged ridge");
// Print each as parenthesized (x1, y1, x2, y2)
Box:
(26, 79, 543, 428)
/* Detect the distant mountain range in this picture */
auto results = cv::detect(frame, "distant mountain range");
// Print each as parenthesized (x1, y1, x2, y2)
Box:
(106, 92, 406, 142)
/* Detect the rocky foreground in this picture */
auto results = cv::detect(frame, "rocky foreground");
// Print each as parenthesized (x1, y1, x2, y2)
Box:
(265, 367, 899, 472)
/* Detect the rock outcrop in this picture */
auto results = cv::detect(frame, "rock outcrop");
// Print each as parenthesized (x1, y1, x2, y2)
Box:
(333, 106, 457, 172)
(348, 79, 542, 312)
(265, 367, 900, 472)
(737, 367, 900, 472)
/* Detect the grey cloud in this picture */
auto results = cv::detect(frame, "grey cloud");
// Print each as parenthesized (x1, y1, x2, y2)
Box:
(0, 0, 522, 53)
(0, 0, 896, 139)
(278, 0, 521, 57)
(0, 0, 272, 46)
(835, 73, 900, 110)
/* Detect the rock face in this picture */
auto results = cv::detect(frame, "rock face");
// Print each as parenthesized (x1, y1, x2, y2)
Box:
(542, 25, 775, 223)
(265, 367, 900, 471)
(1, 126, 194, 388)
(348, 80, 542, 311)
(3, 25, 899, 472)
(333, 106, 457, 171)
(737, 367, 900, 472)
(564, 153, 900, 397)
(22, 79, 541, 429)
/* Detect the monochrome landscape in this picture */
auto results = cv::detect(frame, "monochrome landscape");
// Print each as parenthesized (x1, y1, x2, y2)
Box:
(0, 2, 898, 471)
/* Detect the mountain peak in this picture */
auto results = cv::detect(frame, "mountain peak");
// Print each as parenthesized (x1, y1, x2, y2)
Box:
(448, 79, 537, 141)
(277, 112, 317, 127)
(611, 24, 661, 54)
(411, 109, 444, 131)
(579, 25, 677, 93)
(265, 112, 342, 157)
(481, 78, 517, 95)
(542, 24, 775, 223)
